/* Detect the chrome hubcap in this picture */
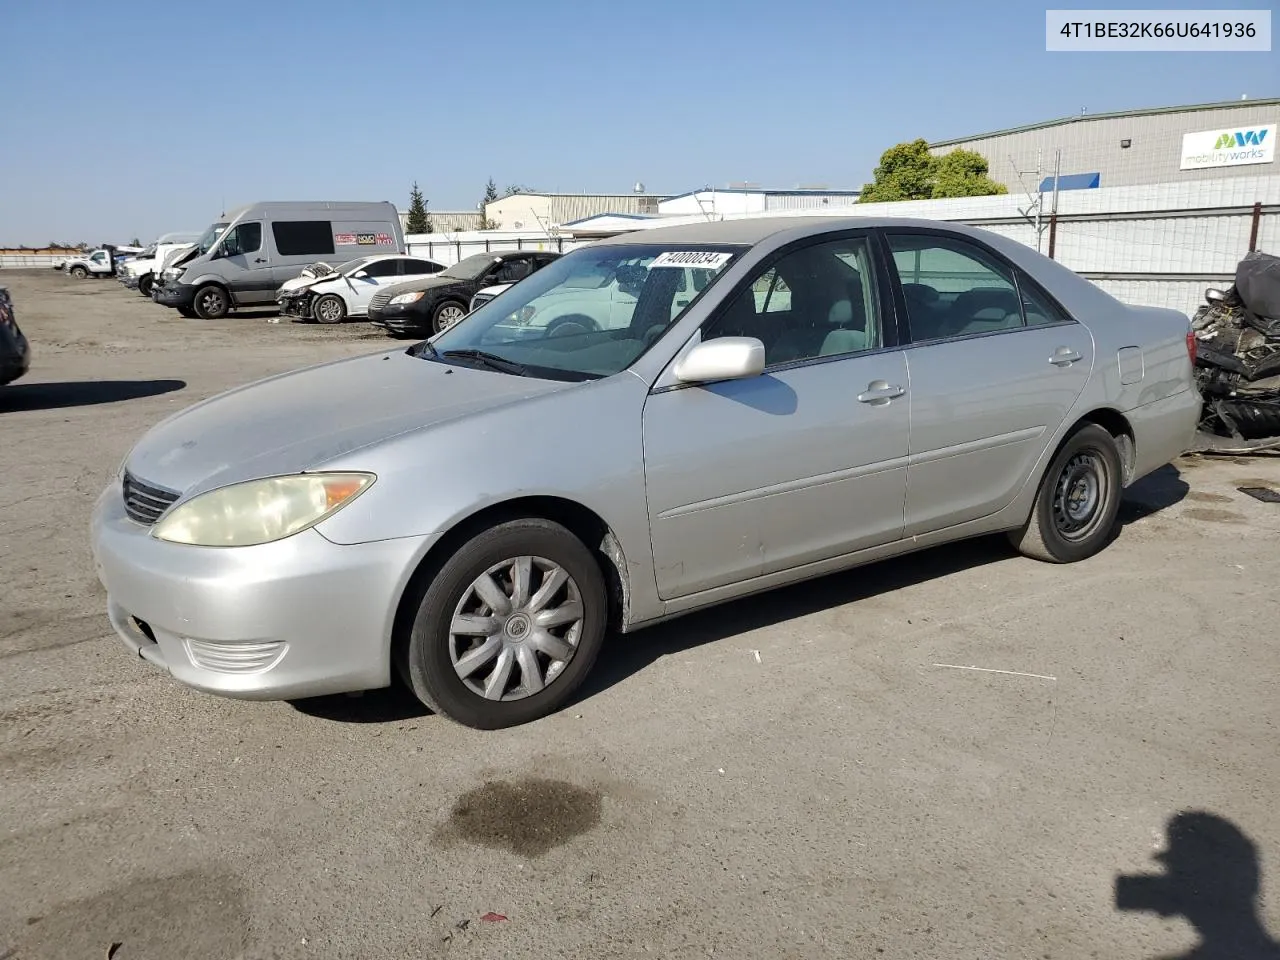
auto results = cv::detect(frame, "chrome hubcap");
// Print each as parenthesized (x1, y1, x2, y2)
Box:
(449, 556, 583, 701)
(438, 305, 465, 330)
(1053, 451, 1107, 541)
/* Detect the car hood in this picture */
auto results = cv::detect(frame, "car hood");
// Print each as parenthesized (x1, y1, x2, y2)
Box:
(383, 273, 469, 297)
(124, 349, 574, 497)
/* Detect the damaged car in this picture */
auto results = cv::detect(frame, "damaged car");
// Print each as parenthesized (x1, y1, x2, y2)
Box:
(1190, 249, 1280, 453)
(276, 254, 447, 324)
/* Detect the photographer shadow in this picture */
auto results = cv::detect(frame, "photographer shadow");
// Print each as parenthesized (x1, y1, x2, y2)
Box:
(1116, 811, 1280, 959)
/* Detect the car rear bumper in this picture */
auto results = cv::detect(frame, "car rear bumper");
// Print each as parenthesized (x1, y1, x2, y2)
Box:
(89, 482, 433, 700)
(1128, 386, 1203, 482)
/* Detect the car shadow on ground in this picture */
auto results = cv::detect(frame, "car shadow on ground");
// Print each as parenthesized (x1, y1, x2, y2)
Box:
(292, 462, 1191, 725)
(0, 378, 186, 411)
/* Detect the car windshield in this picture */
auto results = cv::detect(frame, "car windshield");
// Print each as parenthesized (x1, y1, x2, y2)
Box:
(439, 253, 502, 280)
(422, 243, 742, 381)
(194, 222, 229, 255)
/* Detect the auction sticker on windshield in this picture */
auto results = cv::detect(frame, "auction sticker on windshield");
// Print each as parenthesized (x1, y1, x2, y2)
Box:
(649, 251, 734, 269)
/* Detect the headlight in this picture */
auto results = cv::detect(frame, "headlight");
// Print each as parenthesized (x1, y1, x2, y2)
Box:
(152, 472, 374, 547)
(163, 267, 183, 280)
(389, 291, 424, 305)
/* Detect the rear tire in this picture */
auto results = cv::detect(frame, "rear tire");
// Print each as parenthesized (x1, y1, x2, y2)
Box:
(312, 293, 347, 324)
(193, 285, 230, 319)
(1008, 423, 1123, 563)
(401, 518, 608, 729)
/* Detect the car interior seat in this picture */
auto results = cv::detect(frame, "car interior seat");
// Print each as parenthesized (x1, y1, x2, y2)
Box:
(944, 286, 1023, 337)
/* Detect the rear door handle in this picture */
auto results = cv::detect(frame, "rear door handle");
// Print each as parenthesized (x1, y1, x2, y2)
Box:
(1050, 347, 1082, 366)
(858, 381, 905, 404)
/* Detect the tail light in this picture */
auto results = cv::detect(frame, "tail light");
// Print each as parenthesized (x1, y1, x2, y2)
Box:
(1186, 329, 1197, 365)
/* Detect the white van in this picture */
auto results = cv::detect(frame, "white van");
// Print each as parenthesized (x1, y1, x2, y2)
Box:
(154, 201, 404, 318)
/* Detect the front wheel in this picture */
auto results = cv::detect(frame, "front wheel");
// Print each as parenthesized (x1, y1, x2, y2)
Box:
(401, 518, 608, 729)
(193, 285, 230, 319)
(312, 293, 347, 324)
(1008, 423, 1123, 563)
(69, 266, 88, 279)
(432, 300, 467, 334)
(137, 275, 154, 298)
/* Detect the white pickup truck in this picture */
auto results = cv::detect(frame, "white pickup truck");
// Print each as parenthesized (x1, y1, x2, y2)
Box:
(118, 234, 198, 297)
(58, 249, 117, 279)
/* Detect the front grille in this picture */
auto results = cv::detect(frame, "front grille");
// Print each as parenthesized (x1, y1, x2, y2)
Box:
(122, 471, 180, 525)
(369, 291, 394, 313)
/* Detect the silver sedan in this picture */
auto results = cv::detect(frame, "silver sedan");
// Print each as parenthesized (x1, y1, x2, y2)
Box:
(90, 216, 1201, 728)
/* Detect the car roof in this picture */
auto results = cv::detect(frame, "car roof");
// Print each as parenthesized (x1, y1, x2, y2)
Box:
(590, 215, 1002, 248)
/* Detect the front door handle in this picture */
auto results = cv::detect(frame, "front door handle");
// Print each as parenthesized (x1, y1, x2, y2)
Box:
(1050, 347, 1082, 366)
(254, 257, 267, 263)
(858, 381, 905, 404)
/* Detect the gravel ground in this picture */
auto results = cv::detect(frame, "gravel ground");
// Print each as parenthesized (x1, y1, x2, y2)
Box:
(2, 269, 1279, 960)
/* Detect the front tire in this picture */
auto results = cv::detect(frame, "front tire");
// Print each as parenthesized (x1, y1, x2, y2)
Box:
(193, 285, 230, 319)
(1008, 423, 1123, 563)
(402, 518, 608, 729)
(69, 266, 88, 279)
(312, 293, 347, 324)
(432, 300, 467, 334)
(137, 274, 154, 298)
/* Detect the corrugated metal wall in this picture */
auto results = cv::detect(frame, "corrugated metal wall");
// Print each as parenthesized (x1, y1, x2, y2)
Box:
(763, 193, 862, 211)
(931, 101, 1279, 189)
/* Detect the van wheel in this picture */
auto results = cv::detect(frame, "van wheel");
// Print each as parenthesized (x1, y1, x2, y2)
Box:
(313, 294, 346, 324)
(193, 285, 229, 319)
(400, 518, 608, 729)
(1008, 423, 1123, 563)
(432, 300, 467, 334)
(137, 275, 154, 298)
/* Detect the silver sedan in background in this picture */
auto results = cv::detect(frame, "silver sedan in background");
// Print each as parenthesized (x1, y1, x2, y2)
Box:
(90, 216, 1201, 729)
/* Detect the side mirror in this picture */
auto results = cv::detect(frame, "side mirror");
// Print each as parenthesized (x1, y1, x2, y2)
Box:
(674, 336, 765, 384)
(353, 270, 369, 279)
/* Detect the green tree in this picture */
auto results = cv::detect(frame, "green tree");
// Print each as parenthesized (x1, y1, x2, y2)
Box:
(932, 148, 1008, 198)
(478, 177, 500, 229)
(405, 181, 433, 234)
(858, 139, 937, 203)
(859, 140, 1007, 202)
(502, 183, 533, 198)
(130, 236, 142, 246)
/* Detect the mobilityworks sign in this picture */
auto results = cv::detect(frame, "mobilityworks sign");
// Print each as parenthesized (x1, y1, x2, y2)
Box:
(1180, 123, 1276, 170)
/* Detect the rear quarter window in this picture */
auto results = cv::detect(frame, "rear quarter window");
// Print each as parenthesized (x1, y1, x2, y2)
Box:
(271, 221, 335, 257)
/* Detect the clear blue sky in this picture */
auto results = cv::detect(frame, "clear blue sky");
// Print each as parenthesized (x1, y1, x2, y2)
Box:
(1, 0, 1275, 245)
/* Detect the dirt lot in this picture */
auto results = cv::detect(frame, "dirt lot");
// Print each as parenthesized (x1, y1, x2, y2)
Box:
(2, 269, 1279, 960)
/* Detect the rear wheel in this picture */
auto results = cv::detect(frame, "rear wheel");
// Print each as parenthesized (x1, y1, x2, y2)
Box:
(193, 285, 230, 319)
(312, 293, 346, 324)
(401, 518, 608, 729)
(1008, 423, 1123, 563)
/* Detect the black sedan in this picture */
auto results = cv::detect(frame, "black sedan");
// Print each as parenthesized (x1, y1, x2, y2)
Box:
(0, 285, 31, 386)
(367, 250, 561, 337)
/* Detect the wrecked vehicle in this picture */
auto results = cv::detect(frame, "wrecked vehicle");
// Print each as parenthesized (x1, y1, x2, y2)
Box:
(275, 254, 446, 323)
(1191, 250, 1280, 453)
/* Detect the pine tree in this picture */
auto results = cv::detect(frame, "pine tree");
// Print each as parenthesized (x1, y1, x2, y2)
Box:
(479, 177, 500, 229)
(406, 181, 433, 234)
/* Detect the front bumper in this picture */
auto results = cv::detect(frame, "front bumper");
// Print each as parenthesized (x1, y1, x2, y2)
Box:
(368, 303, 430, 334)
(277, 294, 314, 319)
(154, 280, 196, 309)
(90, 482, 433, 700)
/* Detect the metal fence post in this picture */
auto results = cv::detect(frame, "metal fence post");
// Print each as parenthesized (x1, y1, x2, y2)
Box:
(1047, 213, 1058, 260)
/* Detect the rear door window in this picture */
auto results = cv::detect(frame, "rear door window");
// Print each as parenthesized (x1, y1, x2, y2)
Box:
(271, 221, 335, 257)
(885, 234, 1023, 343)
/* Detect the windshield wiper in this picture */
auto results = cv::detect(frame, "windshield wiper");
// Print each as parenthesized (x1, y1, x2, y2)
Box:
(441, 349, 529, 376)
